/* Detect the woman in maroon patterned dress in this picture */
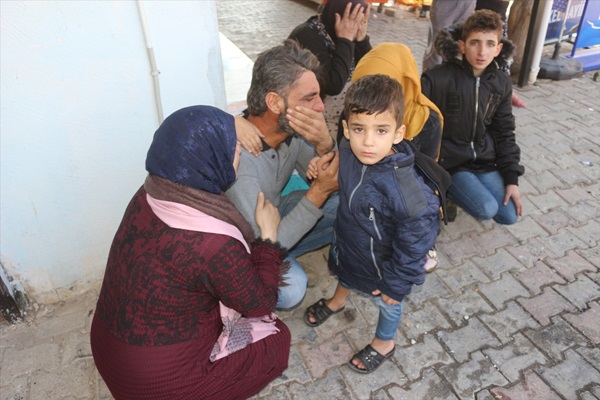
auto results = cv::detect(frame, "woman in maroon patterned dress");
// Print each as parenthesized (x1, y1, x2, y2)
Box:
(90, 105, 290, 399)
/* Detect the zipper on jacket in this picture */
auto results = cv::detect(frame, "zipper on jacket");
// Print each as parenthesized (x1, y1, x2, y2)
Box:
(349, 165, 367, 208)
(332, 231, 339, 267)
(369, 207, 382, 240)
(470, 77, 480, 161)
(370, 238, 382, 280)
(369, 207, 382, 279)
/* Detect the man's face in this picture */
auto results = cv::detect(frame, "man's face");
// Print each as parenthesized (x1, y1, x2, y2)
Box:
(277, 71, 325, 136)
(458, 30, 503, 76)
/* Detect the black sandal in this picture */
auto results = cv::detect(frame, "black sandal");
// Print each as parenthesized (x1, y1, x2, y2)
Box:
(348, 344, 395, 374)
(303, 298, 345, 327)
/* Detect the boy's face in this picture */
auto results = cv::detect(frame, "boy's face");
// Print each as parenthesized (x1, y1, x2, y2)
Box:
(458, 30, 503, 76)
(342, 110, 405, 165)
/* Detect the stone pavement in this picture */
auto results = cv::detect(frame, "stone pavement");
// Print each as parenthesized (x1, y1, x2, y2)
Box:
(1, 1, 599, 399)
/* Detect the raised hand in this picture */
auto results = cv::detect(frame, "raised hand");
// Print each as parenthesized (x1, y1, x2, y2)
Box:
(286, 106, 334, 155)
(356, 2, 370, 41)
(334, 2, 365, 42)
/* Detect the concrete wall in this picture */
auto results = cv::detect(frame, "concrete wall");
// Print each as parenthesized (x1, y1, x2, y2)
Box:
(0, 0, 225, 304)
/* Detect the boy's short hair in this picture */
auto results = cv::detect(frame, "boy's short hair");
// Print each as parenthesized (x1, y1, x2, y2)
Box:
(461, 9, 503, 41)
(344, 74, 404, 127)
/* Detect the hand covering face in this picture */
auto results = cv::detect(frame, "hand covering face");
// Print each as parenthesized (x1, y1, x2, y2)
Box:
(352, 42, 443, 141)
(320, 0, 368, 42)
(145, 105, 237, 195)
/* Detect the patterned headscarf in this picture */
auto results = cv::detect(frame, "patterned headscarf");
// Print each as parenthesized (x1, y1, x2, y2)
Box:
(145, 105, 237, 194)
(320, 0, 368, 43)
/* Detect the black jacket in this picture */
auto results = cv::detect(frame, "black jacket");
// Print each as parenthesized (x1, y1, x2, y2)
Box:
(421, 24, 524, 185)
(289, 16, 371, 96)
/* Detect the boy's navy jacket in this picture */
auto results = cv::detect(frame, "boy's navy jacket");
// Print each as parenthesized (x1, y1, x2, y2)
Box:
(329, 138, 450, 301)
(421, 23, 525, 186)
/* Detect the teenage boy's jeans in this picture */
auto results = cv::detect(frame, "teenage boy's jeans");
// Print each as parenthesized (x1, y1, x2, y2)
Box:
(448, 170, 518, 225)
(275, 191, 339, 310)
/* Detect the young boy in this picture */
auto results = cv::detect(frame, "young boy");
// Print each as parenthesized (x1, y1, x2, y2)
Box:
(421, 9, 525, 225)
(303, 74, 450, 374)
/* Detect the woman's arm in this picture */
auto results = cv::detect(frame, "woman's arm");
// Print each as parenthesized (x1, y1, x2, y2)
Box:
(203, 237, 283, 317)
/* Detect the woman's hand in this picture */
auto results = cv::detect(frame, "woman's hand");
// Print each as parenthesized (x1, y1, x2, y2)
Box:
(234, 115, 264, 156)
(334, 2, 364, 42)
(255, 192, 280, 242)
(356, 2, 370, 42)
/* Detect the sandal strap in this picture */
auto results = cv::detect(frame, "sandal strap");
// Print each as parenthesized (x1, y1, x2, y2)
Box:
(353, 345, 395, 372)
(307, 298, 334, 323)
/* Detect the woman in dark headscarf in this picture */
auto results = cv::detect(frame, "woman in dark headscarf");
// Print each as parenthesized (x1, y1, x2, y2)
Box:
(90, 105, 290, 400)
(289, 0, 373, 133)
(289, 0, 371, 97)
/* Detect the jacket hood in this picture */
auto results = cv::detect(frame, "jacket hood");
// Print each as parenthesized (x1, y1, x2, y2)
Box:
(434, 23, 515, 68)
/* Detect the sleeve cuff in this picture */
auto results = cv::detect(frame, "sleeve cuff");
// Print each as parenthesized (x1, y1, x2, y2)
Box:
(503, 171, 519, 186)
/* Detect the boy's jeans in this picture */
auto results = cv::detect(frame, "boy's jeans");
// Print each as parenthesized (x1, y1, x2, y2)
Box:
(448, 170, 518, 225)
(337, 280, 403, 342)
(374, 296, 403, 341)
(275, 191, 339, 310)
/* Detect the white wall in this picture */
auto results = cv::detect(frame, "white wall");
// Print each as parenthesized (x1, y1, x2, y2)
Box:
(0, 0, 226, 303)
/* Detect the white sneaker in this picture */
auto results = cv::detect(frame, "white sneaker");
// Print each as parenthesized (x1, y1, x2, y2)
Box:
(424, 247, 438, 273)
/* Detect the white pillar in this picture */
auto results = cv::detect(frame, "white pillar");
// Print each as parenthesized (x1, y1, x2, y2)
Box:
(528, 0, 555, 84)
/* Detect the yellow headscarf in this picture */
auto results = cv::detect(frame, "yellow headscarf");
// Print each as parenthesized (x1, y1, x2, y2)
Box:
(351, 42, 443, 141)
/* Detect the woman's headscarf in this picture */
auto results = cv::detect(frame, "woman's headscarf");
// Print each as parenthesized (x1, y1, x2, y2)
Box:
(351, 42, 443, 141)
(145, 105, 237, 194)
(320, 0, 368, 42)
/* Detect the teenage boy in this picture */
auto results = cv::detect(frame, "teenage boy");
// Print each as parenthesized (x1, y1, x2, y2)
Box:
(421, 9, 525, 224)
(303, 74, 450, 374)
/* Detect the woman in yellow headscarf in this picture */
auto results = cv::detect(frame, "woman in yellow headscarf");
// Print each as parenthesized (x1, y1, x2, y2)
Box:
(348, 42, 443, 160)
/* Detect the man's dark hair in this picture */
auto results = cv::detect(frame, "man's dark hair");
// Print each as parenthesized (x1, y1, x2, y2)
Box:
(462, 9, 503, 41)
(344, 74, 404, 127)
(246, 39, 320, 116)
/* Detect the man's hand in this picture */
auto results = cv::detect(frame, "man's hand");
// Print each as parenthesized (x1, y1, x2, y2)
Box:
(504, 184, 522, 217)
(305, 151, 339, 208)
(234, 115, 264, 156)
(286, 106, 334, 155)
(334, 2, 364, 42)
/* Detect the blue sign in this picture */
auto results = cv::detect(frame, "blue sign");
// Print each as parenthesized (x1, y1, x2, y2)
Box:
(570, 0, 600, 71)
(545, 0, 587, 41)
(573, 0, 600, 48)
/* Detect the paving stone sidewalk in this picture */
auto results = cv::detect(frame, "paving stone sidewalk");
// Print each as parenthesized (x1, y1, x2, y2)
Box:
(1, 1, 599, 399)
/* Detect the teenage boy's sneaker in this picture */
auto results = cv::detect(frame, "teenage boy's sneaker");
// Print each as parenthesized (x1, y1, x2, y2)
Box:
(424, 247, 438, 273)
(445, 200, 457, 222)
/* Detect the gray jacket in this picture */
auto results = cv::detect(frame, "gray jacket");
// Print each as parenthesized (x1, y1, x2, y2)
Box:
(225, 136, 322, 249)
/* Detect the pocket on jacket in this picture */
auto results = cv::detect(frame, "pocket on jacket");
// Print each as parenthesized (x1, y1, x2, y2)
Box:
(483, 92, 502, 125)
(445, 92, 462, 116)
